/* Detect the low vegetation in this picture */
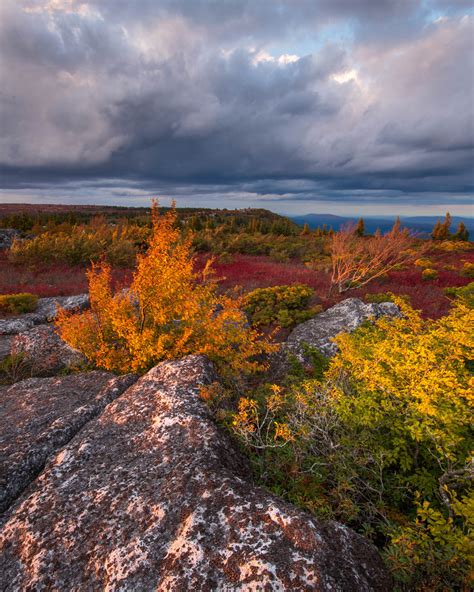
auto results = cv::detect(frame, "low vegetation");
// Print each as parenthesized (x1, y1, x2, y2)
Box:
(2, 202, 473, 590)
(244, 284, 321, 328)
(230, 298, 474, 590)
(9, 218, 149, 267)
(329, 219, 419, 294)
(0, 292, 38, 314)
(57, 203, 275, 375)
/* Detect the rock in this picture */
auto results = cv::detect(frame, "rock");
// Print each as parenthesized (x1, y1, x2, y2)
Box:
(0, 293, 89, 335)
(0, 355, 391, 590)
(10, 324, 86, 375)
(0, 371, 137, 513)
(0, 229, 20, 250)
(273, 298, 400, 373)
(0, 336, 12, 362)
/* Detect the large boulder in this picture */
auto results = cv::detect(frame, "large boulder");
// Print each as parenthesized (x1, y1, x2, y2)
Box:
(0, 371, 137, 513)
(0, 293, 89, 335)
(10, 324, 86, 375)
(275, 298, 400, 372)
(0, 356, 391, 590)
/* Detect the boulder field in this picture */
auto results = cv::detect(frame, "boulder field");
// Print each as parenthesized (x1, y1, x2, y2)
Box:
(0, 356, 393, 590)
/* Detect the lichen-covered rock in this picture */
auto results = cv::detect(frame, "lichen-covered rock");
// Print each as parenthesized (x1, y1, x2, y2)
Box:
(274, 298, 400, 373)
(0, 336, 12, 362)
(0, 229, 20, 250)
(0, 355, 391, 591)
(0, 293, 89, 335)
(0, 371, 137, 513)
(10, 324, 85, 375)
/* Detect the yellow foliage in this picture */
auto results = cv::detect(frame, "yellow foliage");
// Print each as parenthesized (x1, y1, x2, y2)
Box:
(57, 201, 276, 375)
(329, 298, 473, 466)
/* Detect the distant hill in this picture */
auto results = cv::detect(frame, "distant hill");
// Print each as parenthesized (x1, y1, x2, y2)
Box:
(290, 214, 474, 237)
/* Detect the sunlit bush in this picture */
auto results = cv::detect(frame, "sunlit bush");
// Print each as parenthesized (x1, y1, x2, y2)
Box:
(231, 299, 474, 590)
(461, 262, 474, 278)
(57, 203, 275, 375)
(8, 221, 149, 267)
(244, 284, 320, 328)
(421, 268, 438, 280)
(414, 257, 433, 268)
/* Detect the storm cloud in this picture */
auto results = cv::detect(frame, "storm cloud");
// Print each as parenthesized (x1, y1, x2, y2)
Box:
(0, 0, 473, 214)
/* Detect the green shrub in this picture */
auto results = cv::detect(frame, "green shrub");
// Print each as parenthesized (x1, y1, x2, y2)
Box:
(8, 222, 149, 267)
(244, 284, 320, 328)
(0, 293, 38, 314)
(422, 268, 438, 280)
(460, 262, 474, 278)
(231, 300, 474, 590)
(414, 257, 433, 268)
(0, 353, 32, 384)
(364, 292, 410, 305)
(445, 282, 474, 308)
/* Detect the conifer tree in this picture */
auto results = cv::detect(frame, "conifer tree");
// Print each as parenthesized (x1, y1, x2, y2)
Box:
(437, 212, 452, 240)
(431, 220, 442, 240)
(454, 221, 469, 242)
(355, 218, 365, 237)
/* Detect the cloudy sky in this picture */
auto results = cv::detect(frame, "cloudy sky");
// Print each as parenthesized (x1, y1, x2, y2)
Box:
(0, 0, 473, 216)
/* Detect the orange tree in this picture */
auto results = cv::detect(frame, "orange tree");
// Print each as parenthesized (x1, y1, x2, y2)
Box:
(57, 201, 275, 375)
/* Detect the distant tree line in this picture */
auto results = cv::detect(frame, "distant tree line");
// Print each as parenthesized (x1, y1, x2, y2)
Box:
(431, 212, 469, 241)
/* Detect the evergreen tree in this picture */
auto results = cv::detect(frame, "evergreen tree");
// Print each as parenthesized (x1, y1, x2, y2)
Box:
(454, 221, 469, 242)
(431, 220, 442, 240)
(355, 218, 365, 237)
(301, 222, 311, 236)
(391, 216, 401, 234)
(438, 212, 452, 240)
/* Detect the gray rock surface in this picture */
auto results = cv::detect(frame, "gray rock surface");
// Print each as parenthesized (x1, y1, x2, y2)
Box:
(0, 336, 11, 361)
(281, 298, 400, 367)
(0, 293, 89, 335)
(0, 355, 391, 591)
(10, 324, 86, 375)
(0, 371, 137, 513)
(0, 229, 20, 250)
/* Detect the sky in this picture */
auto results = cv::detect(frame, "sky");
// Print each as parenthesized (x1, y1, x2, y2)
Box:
(0, 0, 473, 217)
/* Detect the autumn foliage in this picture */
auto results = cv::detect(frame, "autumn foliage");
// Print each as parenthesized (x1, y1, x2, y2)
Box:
(329, 219, 417, 293)
(231, 299, 474, 589)
(57, 202, 274, 375)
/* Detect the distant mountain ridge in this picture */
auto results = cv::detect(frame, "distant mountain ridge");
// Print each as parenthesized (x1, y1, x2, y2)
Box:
(290, 214, 474, 236)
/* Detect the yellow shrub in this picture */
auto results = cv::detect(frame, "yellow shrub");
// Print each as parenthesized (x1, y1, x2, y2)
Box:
(421, 268, 438, 280)
(57, 202, 275, 375)
(414, 257, 433, 268)
(461, 262, 474, 278)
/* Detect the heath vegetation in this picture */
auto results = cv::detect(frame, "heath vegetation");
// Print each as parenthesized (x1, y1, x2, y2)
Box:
(1, 202, 473, 590)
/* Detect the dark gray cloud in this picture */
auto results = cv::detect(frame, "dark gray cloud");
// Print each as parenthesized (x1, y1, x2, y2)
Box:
(0, 0, 473, 213)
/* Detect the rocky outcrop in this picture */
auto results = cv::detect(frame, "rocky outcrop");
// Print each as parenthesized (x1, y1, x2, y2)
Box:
(0, 336, 12, 361)
(0, 229, 20, 250)
(0, 356, 391, 590)
(0, 293, 89, 335)
(274, 298, 400, 372)
(10, 324, 86, 375)
(0, 371, 137, 513)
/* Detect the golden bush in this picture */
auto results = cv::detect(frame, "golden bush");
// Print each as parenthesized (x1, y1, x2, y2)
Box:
(57, 202, 275, 375)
